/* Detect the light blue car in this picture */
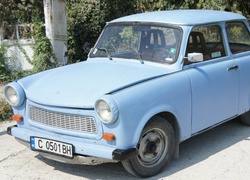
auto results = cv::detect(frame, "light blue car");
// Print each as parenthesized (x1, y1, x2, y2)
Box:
(4, 10, 250, 177)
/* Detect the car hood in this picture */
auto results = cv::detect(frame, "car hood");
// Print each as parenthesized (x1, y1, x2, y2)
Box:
(18, 59, 175, 108)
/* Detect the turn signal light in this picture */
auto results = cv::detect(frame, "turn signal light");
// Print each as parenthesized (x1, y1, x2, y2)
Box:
(12, 114, 23, 122)
(102, 133, 115, 141)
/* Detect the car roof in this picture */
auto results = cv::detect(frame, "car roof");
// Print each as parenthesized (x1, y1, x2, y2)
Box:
(109, 10, 246, 26)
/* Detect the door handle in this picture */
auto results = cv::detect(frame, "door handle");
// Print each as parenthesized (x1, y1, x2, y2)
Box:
(227, 65, 238, 71)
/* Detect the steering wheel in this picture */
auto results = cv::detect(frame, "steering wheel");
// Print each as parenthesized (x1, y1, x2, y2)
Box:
(152, 48, 170, 61)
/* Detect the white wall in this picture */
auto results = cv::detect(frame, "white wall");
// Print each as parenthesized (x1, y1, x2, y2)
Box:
(3, 39, 34, 71)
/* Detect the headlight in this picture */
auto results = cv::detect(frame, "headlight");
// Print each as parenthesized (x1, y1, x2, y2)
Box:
(95, 97, 118, 124)
(4, 82, 25, 107)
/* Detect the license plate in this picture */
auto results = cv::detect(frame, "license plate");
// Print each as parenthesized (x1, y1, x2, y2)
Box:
(30, 137, 73, 158)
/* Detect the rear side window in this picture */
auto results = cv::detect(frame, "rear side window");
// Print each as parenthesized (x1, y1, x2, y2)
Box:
(226, 22, 250, 54)
(185, 25, 226, 62)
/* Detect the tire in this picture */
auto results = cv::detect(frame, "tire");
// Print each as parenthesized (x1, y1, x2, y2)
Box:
(240, 110, 250, 126)
(121, 116, 175, 178)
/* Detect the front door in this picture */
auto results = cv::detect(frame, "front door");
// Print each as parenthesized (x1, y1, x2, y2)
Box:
(184, 24, 238, 134)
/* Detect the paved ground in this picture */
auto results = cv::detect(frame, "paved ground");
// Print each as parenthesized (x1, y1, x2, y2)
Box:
(1, 118, 250, 180)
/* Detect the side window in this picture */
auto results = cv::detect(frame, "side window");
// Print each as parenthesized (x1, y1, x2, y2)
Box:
(185, 25, 226, 64)
(226, 22, 250, 54)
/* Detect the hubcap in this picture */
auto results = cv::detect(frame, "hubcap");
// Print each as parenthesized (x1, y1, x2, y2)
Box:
(137, 129, 167, 167)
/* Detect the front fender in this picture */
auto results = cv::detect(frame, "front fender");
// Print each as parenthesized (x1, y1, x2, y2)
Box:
(131, 104, 181, 146)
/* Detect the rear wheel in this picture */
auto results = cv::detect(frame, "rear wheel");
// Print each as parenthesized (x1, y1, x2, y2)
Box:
(122, 116, 175, 177)
(240, 110, 250, 126)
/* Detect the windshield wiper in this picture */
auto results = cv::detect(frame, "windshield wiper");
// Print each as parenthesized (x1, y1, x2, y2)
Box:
(93, 47, 144, 64)
(120, 46, 144, 64)
(96, 48, 112, 60)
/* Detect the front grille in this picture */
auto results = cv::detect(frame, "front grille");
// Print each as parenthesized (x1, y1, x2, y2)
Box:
(29, 106, 97, 134)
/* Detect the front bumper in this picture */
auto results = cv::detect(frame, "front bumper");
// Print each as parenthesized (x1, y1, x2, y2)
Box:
(7, 125, 136, 163)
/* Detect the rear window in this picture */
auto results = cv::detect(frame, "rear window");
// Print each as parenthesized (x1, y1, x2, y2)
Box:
(226, 21, 250, 54)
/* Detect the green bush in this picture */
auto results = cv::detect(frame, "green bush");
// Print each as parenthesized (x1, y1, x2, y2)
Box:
(66, 0, 108, 62)
(0, 43, 10, 83)
(0, 99, 12, 122)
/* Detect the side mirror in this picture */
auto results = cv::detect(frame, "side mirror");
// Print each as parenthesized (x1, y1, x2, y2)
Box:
(187, 52, 203, 62)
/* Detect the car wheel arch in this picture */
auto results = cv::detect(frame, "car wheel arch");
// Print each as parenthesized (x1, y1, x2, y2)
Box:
(133, 111, 180, 159)
(154, 112, 180, 158)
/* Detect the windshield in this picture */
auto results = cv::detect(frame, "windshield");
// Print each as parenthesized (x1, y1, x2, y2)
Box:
(90, 24, 181, 64)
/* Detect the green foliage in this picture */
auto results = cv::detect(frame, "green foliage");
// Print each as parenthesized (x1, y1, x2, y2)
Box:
(133, 0, 181, 12)
(0, 99, 12, 122)
(0, 43, 11, 83)
(195, 0, 227, 10)
(31, 22, 57, 73)
(66, 0, 107, 62)
(0, 43, 6, 72)
(0, 0, 44, 24)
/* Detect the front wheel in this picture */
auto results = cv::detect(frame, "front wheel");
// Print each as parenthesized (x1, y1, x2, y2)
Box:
(240, 110, 250, 126)
(122, 116, 175, 177)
